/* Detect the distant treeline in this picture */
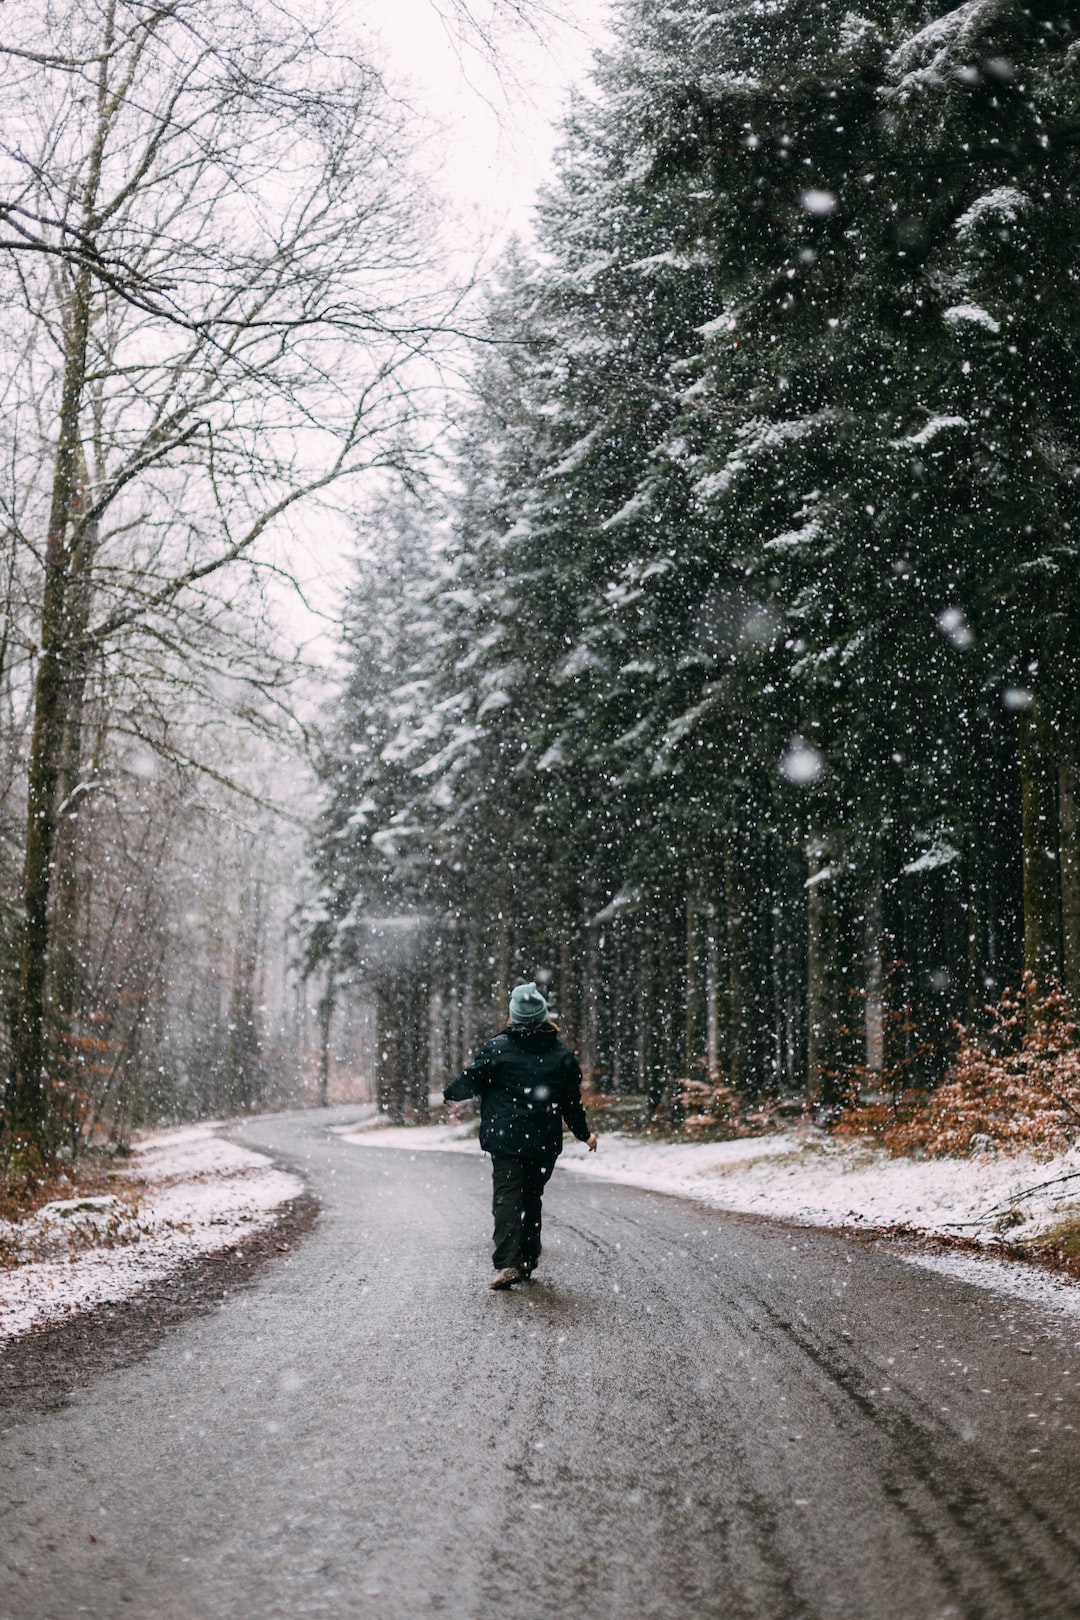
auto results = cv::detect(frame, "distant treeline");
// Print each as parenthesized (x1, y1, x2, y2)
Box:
(309, 0, 1080, 1117)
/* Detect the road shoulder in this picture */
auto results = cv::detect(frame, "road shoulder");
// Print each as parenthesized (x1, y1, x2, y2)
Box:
(340, 1114, 1080, 1308)
(0, 1120, 315, 1413)
(0, 1179, 317, 1423)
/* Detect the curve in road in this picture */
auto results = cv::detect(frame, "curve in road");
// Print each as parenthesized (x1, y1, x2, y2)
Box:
(2, 1106, 1079, 1620)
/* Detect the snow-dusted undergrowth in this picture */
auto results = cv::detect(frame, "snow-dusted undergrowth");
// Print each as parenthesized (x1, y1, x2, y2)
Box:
(0, 1123, 301, 1343)
(338, 1119, 1080, 1317)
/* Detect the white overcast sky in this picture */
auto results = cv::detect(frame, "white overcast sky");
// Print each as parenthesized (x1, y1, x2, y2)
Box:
(279, 1, 614, 655)
(368, 0, 614, 257)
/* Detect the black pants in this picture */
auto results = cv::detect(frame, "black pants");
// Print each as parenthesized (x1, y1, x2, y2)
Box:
(491, 1156, 555, 1271)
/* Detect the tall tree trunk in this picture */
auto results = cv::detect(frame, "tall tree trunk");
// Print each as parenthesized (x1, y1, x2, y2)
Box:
(317, 970, 334, 1108)
(445, 931, 460, 1076)
(558, 925, 575, 1047)
(723, 837, 746, 1094)
(1019, 695, 1062, 998)
(806, 844, 841, 1105)
(493, 874, 510, 1027)
(711, 869, 732, 1084)
(1059, 713, 1080, 1009)
(864, 877, 884, 1078)
(49, 455, 100, 1102)
(49, 698, 90, 1107)
(227, 882, 263, 1110)
(705, 901, 720, 1083)
(638, 911, 659, 1110)
(962, 828, 988, 1028)
(9, 273, 94, 1151)
(406, 968, 431, 1122)
(7, 3, 115, 1151)
(376, 978, 405, 1124)
(657, 899, 676, 1079)
(579, 918, 599, 1080)
(684, 887, 703, 1078)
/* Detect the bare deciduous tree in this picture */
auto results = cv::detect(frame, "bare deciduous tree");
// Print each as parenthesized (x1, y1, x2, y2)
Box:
(0, 0, 452, 1158)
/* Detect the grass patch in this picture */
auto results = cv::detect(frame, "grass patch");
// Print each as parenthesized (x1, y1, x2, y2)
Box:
(0, 1157, 128, 1227)
(0, 1149, 147, 1268)
(581, 1089, 802, 1143)
(1017, 1214, 1080, 1274)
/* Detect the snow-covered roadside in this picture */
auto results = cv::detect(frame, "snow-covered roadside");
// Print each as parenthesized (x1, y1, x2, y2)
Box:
(337, 1118, 1080, 1315)
(0, 1123, 302, 1343)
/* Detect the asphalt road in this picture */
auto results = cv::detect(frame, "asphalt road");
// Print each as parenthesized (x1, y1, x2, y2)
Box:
(3, 1107, 1080, 1620)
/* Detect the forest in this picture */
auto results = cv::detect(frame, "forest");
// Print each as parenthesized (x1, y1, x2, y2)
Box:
(308, 0, 1080, 1125)
(0, 0, 450, 1160)
(2, 0, 1078, 1162)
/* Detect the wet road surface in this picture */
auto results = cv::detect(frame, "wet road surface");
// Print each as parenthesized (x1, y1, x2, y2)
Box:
(3, 1106, 1080, 1619)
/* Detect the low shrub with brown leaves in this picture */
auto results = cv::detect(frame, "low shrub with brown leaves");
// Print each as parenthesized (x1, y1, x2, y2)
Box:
(833, 980, 1080, 1160)
(0, 1157, 146, 1267)
(580, 1077, 797, 1140)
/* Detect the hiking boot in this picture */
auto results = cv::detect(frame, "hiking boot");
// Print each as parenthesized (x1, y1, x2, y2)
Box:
(489, 1267, 523, 1290)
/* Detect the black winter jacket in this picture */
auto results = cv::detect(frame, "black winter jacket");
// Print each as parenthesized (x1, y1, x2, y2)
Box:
(444, 1024, 591, 1161)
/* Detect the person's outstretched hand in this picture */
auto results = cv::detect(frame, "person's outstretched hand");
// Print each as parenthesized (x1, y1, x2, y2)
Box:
(587, 1134, 598, 1152)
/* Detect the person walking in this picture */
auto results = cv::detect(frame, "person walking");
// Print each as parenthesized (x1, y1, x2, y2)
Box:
(445, 981, 597, 1289)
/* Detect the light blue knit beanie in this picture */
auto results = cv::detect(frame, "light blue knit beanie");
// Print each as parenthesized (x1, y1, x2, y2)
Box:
(509, 981, 548, 1027)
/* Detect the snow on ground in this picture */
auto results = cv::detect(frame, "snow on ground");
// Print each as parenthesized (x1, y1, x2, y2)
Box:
(338, 1117, 1080, 1314)
(333, 1118, 480, 1155)
(0, 1123, 302, 1344)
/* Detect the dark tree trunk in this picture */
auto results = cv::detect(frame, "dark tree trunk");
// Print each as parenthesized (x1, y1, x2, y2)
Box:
(493, 873, 510, 1027)
(638, 911, 660, 1111)
(723, 837, 747, 1094)
(704, 899, 720, 1083)
(961, 826, 988, 1029)
(580, 919, 599, 1081)
(806, 844, 842, 1105)
(1059, 711, 1080, 1008)
(1020, 694, 1063, 997)
(684, 886, 704, 1078)
(656, 898, 677, 1080)
(558, 925, 575, 1048)
(226, 883, 263, 1111)
(318, 971, 334, 1108)
(375, 979, 405, 1124)
(405, 971, 431, 1122)
(8, 264, 96, 1155)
